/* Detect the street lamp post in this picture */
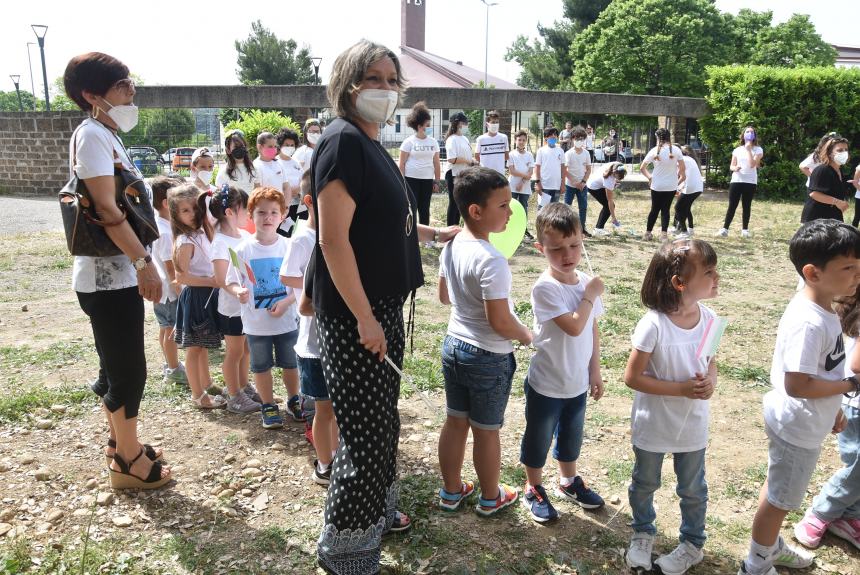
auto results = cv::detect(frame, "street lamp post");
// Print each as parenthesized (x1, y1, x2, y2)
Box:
(26, 42, 37, 110)
(480, 0, 499, 86)
(31, 25, 49, 112)
(310, 57, 322, 84)
(10, 75, 23, 112)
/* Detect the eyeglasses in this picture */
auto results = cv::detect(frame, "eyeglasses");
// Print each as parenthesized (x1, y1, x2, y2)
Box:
(112, 78, 135, 92)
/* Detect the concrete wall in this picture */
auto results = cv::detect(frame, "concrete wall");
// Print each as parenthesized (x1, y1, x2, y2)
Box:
(0, 112, 87, 196)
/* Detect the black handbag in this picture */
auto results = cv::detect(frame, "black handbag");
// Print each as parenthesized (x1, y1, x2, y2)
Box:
(59, 126, 159, 257)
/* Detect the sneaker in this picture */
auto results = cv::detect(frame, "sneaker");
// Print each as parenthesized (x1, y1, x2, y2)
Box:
(312, 460, 331, 486)
(592, 227, 610, 237)
(716, 228, 729, 237)
(582, 229, 592, 238)
(626, 532, 655, 570)
(287, 395, 305, 422)
(304, 421, 315, 446)
(668, 226, 677, 234)
(524, 230, 535, 240)
(828, 517, 860, 550)
(737, 562, 777, 575)
(475, 484, 518, 517)
(741, 229, 751, 238)
(260, 403, 284, 429)
(794, 509, 830, 548)
(522, 484, 559, 523)
(771, 536, 814, 569)
(438, 480, 476, 511)
(659, 232, 668, 241)
(242, 383, 263, 404)
(688, 227, 695, 236)
(556, 476, 605, 510)
(643, 231, 654, 241)
(674, 232, 690, 240)
(164, 364, 188, 386)
(226, 391, 262, 414)
(654, 541, 704, 575)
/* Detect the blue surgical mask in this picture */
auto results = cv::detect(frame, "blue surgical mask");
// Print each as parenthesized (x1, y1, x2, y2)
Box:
(424, 127, 433, 137)
(548, 137, 558, 147)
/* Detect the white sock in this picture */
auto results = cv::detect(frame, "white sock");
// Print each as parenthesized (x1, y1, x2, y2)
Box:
(317, 460, 331, 473)
(745, 538, 777, 573)
(560, 475, 578, 487)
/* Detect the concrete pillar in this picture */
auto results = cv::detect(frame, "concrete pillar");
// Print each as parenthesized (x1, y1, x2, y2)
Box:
(658, 115, 688, 145)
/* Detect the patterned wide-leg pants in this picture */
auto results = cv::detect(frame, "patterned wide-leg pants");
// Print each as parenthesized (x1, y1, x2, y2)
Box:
(316, 296, 405, 575)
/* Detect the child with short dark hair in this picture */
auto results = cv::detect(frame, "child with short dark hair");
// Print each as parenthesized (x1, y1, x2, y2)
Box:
(624, 239, 720, 575)
(564, 126, 592, 231)
(476, 110, 509, 177)
(437, 166, 532, 516)
(535, 126, 566, 208)
(739, 220, 860, 575)
(519, 203, 606, 524)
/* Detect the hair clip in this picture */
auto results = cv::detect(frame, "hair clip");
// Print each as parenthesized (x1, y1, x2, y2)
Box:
(671, 238, 691, 254)
(206, 189, 213, 197)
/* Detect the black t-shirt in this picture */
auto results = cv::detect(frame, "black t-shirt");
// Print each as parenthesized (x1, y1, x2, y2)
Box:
(802, 163, 845, 223)
(310, 117, 423, 316)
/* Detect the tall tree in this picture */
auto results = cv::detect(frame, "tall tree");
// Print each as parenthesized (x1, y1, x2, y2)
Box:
(750, 14, 837, 67)
(723, 9, 774, 65)
(235, 20, 318, 85)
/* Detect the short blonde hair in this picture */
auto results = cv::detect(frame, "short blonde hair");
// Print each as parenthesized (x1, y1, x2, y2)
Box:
(327, 40, 407, 121)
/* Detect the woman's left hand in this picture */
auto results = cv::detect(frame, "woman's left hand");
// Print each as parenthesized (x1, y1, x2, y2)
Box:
(433, 181, 440, 193)
(436, 225, 462, 243)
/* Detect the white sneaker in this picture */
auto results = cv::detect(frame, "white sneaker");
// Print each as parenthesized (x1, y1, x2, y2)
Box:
(688, 227, 695, 236)
(741, 229, 751, 238)
(592, 227, 610, 237)
(771, 537, 814, 569)
(737, 563, 777, 575)
(642, 231, 654, 241)
(716, 228, 729, 237)
(655, 541, 704, 575)
(668, 226, 676, 234)
(626, 532, 655, 570)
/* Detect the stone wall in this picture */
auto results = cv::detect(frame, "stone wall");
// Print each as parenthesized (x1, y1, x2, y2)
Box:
(0, 112, 88, 196)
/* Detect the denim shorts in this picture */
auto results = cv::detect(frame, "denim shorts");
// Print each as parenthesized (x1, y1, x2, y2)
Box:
(765, 424, 822, 510)
(153, 299, 178, 328)
(246, 330, 298, 373)
(441, 335, 516, 430)
(519, 378, 587, 468)
(298, 355, 328, 400)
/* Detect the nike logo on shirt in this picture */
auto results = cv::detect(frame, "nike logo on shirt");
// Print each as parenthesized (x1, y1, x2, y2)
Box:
(825, 336, 845, 372)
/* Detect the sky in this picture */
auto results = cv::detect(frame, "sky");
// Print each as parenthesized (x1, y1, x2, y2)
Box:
(2, 0, 858, 100)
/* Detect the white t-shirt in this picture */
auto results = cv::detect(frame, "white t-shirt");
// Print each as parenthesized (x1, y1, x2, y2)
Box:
(279, 225, 318, 358)
(215, 163, 257, 194)
(799, 153, 820, 189)
(279, 157, 304, 204)
(439, 236, 520, 354)
(844, 337, 859, 409)
(586, 172, 617, 192)
(763, 294, 845, 449)
(535, 146, 566, 190)
(681, 156, 703, 194)
(730, 145, 764, 185)
(630, 304, 717, 453)
(177, 232, 214, 278)
(565, 148, 592, 184)
(235, 236, 298, 336)
(400, 135, 439, 180)
(253, 158, 288, 192)
(528, 270, 604, 398)
(153, 216, 177, 304)
(211, 230, 251, 318)
(476, 133, 509, 176)
(643, 144, 684, 192)
(445, 135, 473, 175)
(69, 118, 139, 293)
(293, 145, 314, 173)
(585, 133, 595, 150)
(508, 149, 535, 195)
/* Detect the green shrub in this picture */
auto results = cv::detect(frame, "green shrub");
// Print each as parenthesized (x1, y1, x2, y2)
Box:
(700, 65, 860, 199)
(224, 109, 303, 160)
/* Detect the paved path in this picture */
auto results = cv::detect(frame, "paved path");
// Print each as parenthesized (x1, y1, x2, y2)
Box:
(0, 196, 63, 235)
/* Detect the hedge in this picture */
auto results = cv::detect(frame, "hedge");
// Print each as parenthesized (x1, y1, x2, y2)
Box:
(700, 65, 860, 199)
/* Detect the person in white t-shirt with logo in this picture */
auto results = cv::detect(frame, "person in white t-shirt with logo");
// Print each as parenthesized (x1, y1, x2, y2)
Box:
(475, 110, 509, 177)
(564, 125, 592, 234)
(508, 129, 535, 238)
(535, 126, 567, 208)
(717, 125, 764, 238)
(399, 101, 441, 231)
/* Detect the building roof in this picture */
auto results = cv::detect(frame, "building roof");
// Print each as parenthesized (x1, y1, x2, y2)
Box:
(833, 44, 860, 67)
(399, 45, 522, 90)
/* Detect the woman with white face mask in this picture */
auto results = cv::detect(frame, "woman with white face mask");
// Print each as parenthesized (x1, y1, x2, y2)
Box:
(294, 118, 322, 173)
(276, 127, 306, 232)
(311, 40, 460, 575)
(398, 101, 440, 231)
(801, 135, 851, 224)
(63, 52, 171, 490)
(716, 125, 764, 238)
(444, 111, 477, 225)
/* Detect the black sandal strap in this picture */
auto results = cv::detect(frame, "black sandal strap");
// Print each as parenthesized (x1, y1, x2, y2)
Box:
(145, 460, 163, 483)
(107, 439, 158, 461)
(107, 438, 117, 449)
(112, 451, 132, 474)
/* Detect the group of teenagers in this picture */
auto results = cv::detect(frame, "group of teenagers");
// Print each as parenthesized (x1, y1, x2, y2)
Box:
(62, 42, 860, 575)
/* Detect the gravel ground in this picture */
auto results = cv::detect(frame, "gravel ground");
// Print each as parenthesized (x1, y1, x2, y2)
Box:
(0, 196, 63, 235)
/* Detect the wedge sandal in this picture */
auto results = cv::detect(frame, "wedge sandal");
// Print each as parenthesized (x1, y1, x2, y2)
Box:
(109, 449, 172, 490)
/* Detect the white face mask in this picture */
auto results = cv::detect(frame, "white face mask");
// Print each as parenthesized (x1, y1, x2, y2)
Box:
(574, 139, 585, 148)
(195, 170, 212, 184)
(100, 97, 139, 132)
(355, 88, 399, 124)
(458, 125, 469, 136)
(307, 132, 321, 145)
(834, 150, 849, 165)
(487, 123, 499, 134)
(281, 146, 295, 157)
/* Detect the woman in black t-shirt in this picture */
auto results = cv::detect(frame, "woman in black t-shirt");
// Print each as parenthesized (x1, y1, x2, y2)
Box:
(311, 40, 459, 575)
(801, 136, 851, 224)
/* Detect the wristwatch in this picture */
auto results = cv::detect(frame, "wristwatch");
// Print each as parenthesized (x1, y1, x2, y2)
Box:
(132, 255, 152, 271)
(843, 375, 860, 398)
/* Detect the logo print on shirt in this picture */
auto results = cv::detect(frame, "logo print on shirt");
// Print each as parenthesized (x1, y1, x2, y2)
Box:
(825, 335, 845, 372)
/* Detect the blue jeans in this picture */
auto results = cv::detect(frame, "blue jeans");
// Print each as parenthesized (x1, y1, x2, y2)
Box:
(812, 404, 860, 520)
(629, 446, 708, 548)
(564, 185, 588, 226)
(519, 377, 587, 468)
(441, 335, 516, 430)
(512, 192, 530, 214)
(541, 189, 559, 207)
(246, 330, 298, 373)
(298, 355, 328, 400)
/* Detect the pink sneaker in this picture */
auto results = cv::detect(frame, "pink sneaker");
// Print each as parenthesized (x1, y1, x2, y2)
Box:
(794, 510, 830, 548)
(828, 517, 860, 550)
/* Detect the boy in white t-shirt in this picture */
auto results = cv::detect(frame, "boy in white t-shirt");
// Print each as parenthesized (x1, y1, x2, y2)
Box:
(739, 220, 860, 575)
(475, 110, 509, 177)
(508, 130, 535, 239)
(535, 126, 567, 208)
(563, 126, 592, 233)
(149, 176, 187, 385)
(437, 166, 533, 517)
(519, 203, 606, 524)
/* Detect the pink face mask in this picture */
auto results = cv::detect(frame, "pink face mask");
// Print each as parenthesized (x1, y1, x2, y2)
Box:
(261, 148, 278, 160)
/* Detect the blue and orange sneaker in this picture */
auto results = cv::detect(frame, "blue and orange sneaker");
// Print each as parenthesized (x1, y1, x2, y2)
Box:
(522, 483, 559, 523)
(476, 484, 518, 517)
(438, 480, 476, 511)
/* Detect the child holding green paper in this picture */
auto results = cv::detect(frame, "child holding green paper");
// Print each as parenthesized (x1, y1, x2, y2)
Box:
(623, 238, 720, 575)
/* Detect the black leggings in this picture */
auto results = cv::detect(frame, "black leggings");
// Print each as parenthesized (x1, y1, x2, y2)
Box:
(723, 182, 756, 230)
(444, 170, 461, 226)
(405, 176, 434, 227)
(646, 190, 676, 232)
(588, 188, 612, 229)
(77, 287, 147, 419)
(854, 194, 860, 228)
(674, 192, 702, 232)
